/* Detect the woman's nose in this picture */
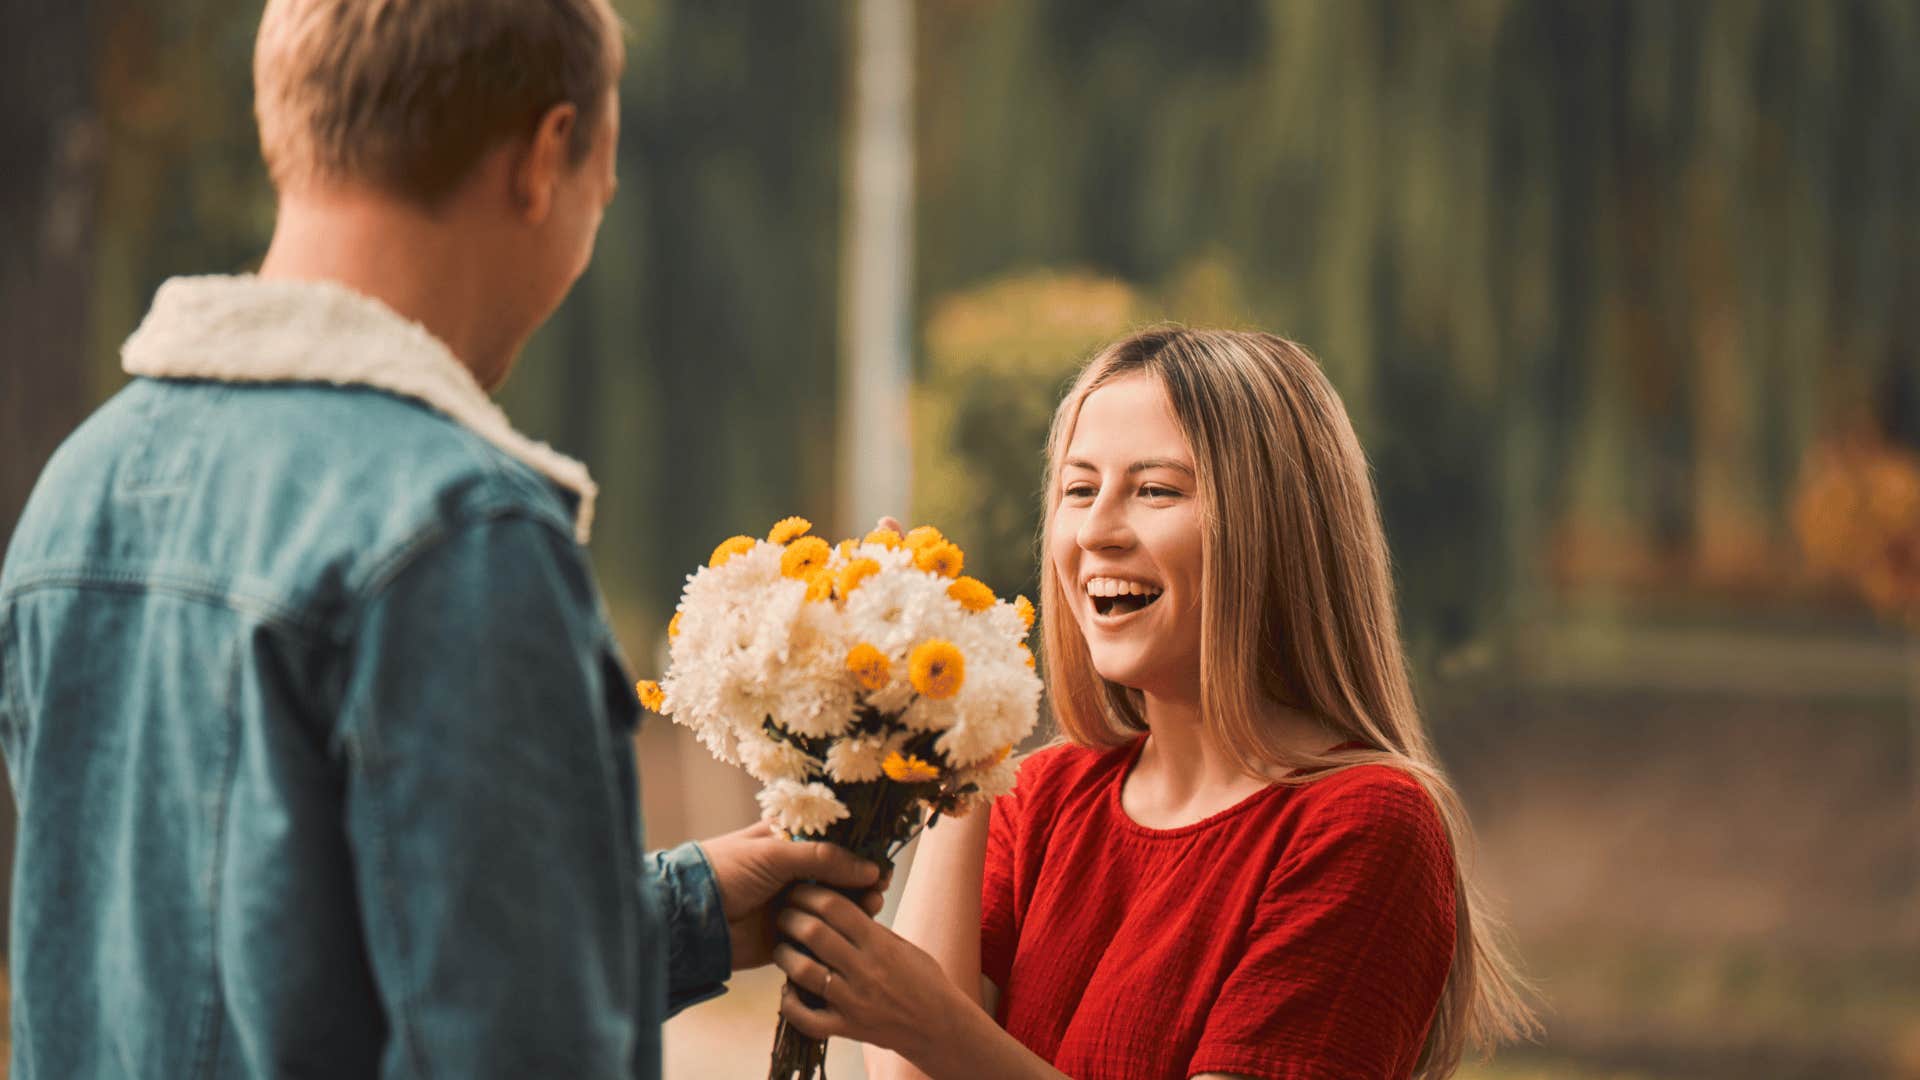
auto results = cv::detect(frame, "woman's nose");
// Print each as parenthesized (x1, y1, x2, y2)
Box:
(1076, 490, 1131, 552)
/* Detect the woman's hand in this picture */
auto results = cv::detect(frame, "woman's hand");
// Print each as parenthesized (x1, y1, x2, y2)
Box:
(698, 823, 885, 970)
(772, 883, 975, 1067)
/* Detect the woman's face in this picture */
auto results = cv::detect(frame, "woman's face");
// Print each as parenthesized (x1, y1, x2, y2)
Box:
(1049, 373, 1206, 702)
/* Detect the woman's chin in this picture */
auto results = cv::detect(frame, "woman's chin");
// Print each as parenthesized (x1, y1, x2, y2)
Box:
(1088, 654, 1161, 695)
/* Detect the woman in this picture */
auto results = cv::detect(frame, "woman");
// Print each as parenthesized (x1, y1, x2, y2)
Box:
(771, 328, 1537, 1079)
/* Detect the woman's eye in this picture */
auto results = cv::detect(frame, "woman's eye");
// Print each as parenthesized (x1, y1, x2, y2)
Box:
(1063, 484, 1097, 499)
(1140, 485, 1180, 499)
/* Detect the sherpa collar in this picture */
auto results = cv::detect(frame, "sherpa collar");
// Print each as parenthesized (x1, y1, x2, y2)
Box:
(122, 274, 597, 543)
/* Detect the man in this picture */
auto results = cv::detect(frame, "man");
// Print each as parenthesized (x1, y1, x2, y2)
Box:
(0, 1, 878, 1075)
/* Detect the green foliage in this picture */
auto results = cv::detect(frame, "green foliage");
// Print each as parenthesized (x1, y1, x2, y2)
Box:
(912, 270, 1148, 599)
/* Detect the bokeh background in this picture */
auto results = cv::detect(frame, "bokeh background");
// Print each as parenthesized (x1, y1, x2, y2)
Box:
(5, 1, 1920, 1077)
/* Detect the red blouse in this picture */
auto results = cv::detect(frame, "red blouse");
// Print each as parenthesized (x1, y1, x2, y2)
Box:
(981, 739, 1456, 1080)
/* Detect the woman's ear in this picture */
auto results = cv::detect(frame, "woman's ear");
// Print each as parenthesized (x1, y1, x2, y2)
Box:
(511, 102, 578, 224)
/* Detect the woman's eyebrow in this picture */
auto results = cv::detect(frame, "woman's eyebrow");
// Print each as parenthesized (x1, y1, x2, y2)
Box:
(1061, 458, 1195, 475)
(1128, 458, 1194, 476)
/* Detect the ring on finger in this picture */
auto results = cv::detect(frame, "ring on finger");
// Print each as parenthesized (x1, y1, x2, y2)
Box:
(822, 968, 835, 999)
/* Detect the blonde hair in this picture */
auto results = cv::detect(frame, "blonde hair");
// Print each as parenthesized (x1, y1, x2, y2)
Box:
(254, 0, 624, 206)
(1040, 326, 1539, 1077)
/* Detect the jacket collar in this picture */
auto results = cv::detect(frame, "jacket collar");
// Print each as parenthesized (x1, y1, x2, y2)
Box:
(121, 274, 597, 543)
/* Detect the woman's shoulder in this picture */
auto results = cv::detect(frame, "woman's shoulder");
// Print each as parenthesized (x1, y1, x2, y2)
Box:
(1286, 761, 1451, 854)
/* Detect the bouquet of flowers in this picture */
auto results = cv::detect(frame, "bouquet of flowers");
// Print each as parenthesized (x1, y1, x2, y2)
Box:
(634, 517, 1042, 1079)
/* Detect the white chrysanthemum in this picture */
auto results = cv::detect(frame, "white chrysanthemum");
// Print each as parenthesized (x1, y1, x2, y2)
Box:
(738, 736, 818, 784)
(769, 681, 857, 739)
(935, 705, 1019, 766)
(901, 696, 960, 733)
(824, 734, 901, 783)
(964, 756, 1019, 801)
(867, 677, 916, 715)
(757, 779, 850, 838)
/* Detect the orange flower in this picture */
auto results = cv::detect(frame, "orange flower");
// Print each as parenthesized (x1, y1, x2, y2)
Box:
(1013, 595, 1035, 631)
(915, 540, 964, 579)
(947, 575, 995, 613)
(904, 525, 946, 551)
(845, 643, 890, 691)
(804, 568, 836, 602)
(883, 751, 941, 784)
(634, 680, 667, 712)
(668, 612, 683, 639)
(780, 536, 833, 579)
(909, 640, 965, 699)
(768, 516, 813, 545)
(838, 557, 882, 596)
(709, 535, 756, 568)
(1019, 643, 1035, 668)
(863, 527, 904, 549)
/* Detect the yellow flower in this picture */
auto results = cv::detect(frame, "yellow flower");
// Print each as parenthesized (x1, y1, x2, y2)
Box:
(1014, 595, 1035, 631)
(846, 643, 890, 691)
(838, 557, 882, 596)
(915, 540, 964, 579)
(947, 575, 995, 613)
(883, 751, 941, 784)
(988, 745, 1013, 765)
(804, 568, 836, 602)
(904, 525, 946, 551)
(780, 536, 833, 579)
(838, 539, 858, 560)
(768, 516, 813, 545)
(863, 526, 904, 549)
(1019, 643, 1035, 668)
(635, 680, 666, 712)
(709, 535, 756, 568)
(668, 612, 683, 639)
(909, 639, 965, 699)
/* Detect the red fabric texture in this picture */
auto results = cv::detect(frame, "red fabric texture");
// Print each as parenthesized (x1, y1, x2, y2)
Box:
(981, 738, 1456, 1080)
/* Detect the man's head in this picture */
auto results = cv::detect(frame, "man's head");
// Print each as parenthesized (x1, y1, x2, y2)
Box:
(254, 0, 625, 384)
(256, 0, 622, 207)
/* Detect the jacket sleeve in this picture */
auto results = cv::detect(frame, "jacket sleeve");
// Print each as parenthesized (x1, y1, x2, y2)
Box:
(336, 511, 725, 1077)
(643, 841, 732, 1014)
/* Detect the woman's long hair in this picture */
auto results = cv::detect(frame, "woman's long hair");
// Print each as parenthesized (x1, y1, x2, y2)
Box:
(1038, 326, 1539, 1077)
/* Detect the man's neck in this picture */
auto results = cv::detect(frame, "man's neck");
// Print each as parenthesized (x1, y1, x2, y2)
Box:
(257, 188, 519, 390)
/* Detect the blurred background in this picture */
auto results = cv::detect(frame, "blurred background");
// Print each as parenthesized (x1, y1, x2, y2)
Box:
(4, 0, 1920, 1077)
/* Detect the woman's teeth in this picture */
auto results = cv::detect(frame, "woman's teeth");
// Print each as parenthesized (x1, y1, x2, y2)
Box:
(1086, 577, 1164, 617)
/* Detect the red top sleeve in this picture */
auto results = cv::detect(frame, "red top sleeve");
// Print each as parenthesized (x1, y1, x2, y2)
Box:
(1187, 769, 1458, 1080)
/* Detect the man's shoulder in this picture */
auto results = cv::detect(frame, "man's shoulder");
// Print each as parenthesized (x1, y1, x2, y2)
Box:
(3, 380, 582, 632)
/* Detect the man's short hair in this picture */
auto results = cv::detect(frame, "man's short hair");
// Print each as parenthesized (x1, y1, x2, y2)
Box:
(255, 0, 623, 207)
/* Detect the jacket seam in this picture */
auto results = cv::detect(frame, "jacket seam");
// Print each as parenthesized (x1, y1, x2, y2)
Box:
(349, 501, 578, 630)
(190, 639, 245, 1078)
(0, 569, 331, 642)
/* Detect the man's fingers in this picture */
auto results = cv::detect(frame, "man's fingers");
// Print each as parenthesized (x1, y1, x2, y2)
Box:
(876, 516, 905, 536)
(860, 888, 885, 917)
(791, 840, 882, 890)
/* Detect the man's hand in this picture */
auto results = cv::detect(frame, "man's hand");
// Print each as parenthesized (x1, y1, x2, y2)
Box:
(698, 822, 886, 970)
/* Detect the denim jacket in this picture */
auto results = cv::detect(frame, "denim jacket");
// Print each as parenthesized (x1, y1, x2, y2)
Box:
(0, 276, 731, 1078)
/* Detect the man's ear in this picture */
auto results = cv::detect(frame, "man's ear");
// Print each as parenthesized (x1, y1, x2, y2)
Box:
(512, 102, 579, 224)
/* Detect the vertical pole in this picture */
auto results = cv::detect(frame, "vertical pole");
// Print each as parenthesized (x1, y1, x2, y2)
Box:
(837, 0, 914, 537)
